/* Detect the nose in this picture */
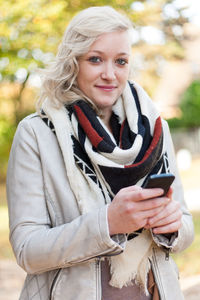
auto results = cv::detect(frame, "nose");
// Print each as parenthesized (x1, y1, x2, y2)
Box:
(101, 61, 116, 81)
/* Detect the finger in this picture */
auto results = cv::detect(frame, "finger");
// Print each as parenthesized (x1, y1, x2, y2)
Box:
(135, 195, 170, 212)
(166, 186, 173, 199)
(120, 185, 142, 193)
(152, 219, 182, 234)
(127, 188, 164, 202)
(148, 201, 180, 225)
(149, 209, 182, 228)
(136, 205, 167, 220)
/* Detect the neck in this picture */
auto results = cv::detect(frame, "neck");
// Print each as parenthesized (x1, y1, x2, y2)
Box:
(100, 109, 112, 133)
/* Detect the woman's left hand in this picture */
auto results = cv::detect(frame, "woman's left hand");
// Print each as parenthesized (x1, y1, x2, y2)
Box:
(145, 187, 183, 234)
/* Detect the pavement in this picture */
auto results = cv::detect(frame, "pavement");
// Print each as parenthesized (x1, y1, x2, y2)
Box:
(0, 260, 25, 300)
(180, 275, 200, 300)
(184, 189, 200, 211)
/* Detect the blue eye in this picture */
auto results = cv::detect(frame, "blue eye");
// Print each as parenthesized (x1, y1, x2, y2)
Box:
(116, 58, 128, 65)
(88, 56, 101, 63)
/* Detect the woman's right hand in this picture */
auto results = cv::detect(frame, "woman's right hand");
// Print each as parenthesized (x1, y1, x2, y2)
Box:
(107, 185, 170, 235)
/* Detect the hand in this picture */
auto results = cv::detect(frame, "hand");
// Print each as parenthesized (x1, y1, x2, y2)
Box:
(145, 188, 183, 234)
(107, 185, 170, 235)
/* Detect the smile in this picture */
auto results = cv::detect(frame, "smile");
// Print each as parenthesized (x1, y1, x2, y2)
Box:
(95, 85, 116, 92)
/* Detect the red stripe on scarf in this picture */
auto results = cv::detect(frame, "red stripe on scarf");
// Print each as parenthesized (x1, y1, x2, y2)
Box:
(125, 117, 162, 168)
(74, 105, 103, 148)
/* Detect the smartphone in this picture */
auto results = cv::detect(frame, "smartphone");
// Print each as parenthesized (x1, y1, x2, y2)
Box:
(143, 173, 175, 196)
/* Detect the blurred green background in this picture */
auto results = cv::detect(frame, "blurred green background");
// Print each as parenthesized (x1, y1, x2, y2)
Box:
(1, 0, 200, 180)
(0, 0, 200, 287)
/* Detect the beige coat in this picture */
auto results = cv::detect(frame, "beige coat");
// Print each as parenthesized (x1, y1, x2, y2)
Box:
(7, 113, 194, 300)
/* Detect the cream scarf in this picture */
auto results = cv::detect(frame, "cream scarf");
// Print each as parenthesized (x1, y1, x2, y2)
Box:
(42, 81, 167, 295)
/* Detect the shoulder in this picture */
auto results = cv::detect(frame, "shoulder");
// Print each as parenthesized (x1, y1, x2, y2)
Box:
(19, 112, 42, 128)
(14, 112, 54, 148)
(161, 119, 169, 131)
(17, 112, 51, 135)
(161, 119, 175, 154)
(161, 119, 171, 138)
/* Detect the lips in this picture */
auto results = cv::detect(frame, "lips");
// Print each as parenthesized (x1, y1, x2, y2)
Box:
(95, 85, 117, 91)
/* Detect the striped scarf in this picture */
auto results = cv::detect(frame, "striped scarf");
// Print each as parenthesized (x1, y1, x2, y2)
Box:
(42, 81, 168, 294)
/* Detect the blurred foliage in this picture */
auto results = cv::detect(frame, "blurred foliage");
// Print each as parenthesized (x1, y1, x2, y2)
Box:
(0, 0, 191, 181)
(167, 80, 200, 129)
(0, 117, 16, 181)
(173, 211, 200, 276)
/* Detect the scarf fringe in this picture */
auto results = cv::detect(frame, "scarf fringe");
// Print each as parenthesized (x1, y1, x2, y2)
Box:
(109, 229, 153, 295)
(42, 81, 166, 292)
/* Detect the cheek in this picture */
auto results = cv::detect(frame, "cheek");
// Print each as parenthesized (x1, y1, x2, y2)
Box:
(117, 67, 130, 83)
(77, 70, 87, 91)
(86, 65, 101, 80)
(78, 67, 98, 87)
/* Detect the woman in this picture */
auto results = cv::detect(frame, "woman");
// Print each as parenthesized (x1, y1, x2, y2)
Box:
(7, 6, 194, 300)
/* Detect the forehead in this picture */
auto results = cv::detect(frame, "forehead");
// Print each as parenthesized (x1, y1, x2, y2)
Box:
(89, 31, 131, 55)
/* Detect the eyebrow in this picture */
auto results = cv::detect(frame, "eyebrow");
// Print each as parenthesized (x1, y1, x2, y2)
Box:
(88, 50, 130, 56)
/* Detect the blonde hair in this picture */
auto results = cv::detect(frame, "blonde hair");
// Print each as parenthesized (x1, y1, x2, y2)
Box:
(37, 6, 133, 110)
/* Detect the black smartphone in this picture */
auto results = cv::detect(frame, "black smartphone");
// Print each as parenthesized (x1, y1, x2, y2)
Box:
(143, 173, 175, 196)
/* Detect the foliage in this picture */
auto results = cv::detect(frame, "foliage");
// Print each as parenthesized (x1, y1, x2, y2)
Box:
(0, 206, 14, 259)
(173, 211, 200, 276)
(0, 0, 189, 99)
(167, 80, 200, 129)
(0, 0, 191, 181)
(0, 117, 16, 181)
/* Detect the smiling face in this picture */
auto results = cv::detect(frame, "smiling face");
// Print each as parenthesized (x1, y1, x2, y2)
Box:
(76, 30, 131, 119)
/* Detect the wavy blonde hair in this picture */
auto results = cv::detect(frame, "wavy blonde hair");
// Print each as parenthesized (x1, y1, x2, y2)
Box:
(37, 6, 133, 111)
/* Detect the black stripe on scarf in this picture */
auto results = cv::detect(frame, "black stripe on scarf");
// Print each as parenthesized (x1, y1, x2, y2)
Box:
(99, 117, 163, 194)
(72, 101, 116, 153)
(41, 82, 166, 196)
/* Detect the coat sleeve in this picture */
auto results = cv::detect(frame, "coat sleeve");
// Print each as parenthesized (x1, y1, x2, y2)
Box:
(152, 120, 194, 252)
(6, 117, 126, 275)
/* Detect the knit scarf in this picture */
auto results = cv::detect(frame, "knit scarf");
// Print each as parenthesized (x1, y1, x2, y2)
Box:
(42, 81, 169, 294)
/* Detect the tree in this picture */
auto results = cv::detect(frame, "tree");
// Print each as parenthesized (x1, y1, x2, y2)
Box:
(167, 80, 200, 129)
(0, 0, 190, 115)
(0, 0, 191, 181)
